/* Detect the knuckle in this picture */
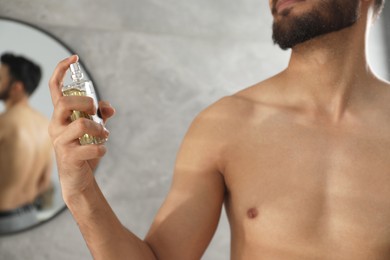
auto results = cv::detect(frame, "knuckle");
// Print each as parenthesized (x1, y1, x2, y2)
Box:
(95, 145, 106, 157)
(57, 59, 68, 70)
(56, 96, 68, 111)
(52, 136, 63, 150)
(52, 138, 59, 149)
(49, 76, 60, 87)
(88, 144, 105, 157)
(48, 77, 56, 87)
(86, 97, 96, 112)
(48, 123, 56, 138)
(76, 118, 91, 132)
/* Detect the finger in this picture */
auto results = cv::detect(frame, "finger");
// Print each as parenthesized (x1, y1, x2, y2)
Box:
(53, 96, 97, 125)
(63, 144, 107, 162)
(54, 118, 109, 146)
(50, 96, 99, 142)
(49, 55, 79, 106)
(98, 101, 116, 123)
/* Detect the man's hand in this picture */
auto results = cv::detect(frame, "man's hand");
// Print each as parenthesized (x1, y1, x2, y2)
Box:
(48, 55, 115, 201)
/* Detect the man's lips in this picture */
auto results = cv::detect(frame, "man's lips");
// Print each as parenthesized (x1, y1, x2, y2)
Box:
(275, 0, 304, 13)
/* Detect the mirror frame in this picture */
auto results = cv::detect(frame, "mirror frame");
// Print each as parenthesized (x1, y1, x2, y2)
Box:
(0, 16, 101, 235)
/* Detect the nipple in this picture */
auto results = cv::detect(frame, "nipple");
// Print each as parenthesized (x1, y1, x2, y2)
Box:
(247, 208, 259, 219)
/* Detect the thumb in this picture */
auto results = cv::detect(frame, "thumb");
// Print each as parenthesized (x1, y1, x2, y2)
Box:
(98, 101, 116, 123)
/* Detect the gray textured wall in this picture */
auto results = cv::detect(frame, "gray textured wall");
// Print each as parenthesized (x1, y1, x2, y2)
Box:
(0, 1, 388, 260)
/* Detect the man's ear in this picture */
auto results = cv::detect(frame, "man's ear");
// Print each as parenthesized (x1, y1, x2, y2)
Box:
(359, 0, 377, 25)
(361, 0, 374, 11)
(11, 81, 26, 95)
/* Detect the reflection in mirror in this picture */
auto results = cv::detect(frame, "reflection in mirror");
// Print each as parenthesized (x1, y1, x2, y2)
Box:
(0, 52, 53, 234)
(0, 17, 96, 235)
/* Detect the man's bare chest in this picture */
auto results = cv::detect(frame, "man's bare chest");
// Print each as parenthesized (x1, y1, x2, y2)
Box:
(222, 119, 390, 251)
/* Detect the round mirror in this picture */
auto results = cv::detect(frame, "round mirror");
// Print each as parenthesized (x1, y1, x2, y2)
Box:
(0, 17, 97, 235)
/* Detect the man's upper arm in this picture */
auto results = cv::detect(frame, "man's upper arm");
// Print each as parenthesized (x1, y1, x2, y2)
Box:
(0, 116, 12, 175)
(145, 106, 227, 260)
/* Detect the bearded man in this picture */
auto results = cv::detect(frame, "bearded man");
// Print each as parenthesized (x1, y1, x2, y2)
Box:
(48, 0, 389, 259)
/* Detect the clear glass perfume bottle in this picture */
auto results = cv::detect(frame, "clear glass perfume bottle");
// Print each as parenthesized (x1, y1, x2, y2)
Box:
(62, 62, 106, 145)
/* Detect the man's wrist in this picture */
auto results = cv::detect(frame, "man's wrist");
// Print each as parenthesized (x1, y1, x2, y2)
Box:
(63, 177, 101, 214)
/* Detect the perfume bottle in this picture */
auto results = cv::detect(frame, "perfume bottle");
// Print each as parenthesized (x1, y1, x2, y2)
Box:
(62, 62, 106, 145)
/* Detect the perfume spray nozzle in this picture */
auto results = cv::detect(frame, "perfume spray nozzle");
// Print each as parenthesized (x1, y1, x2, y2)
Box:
(70, 62, 84, 81)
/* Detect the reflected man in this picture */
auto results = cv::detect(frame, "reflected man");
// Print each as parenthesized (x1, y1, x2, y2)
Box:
(0, 53, 52, 228)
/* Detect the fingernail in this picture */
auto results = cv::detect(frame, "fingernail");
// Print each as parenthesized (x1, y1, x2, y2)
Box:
(70, 54, 79, 62)
(103, 127, 110, 137)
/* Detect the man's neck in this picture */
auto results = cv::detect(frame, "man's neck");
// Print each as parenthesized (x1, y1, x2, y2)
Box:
(5, 97, 29, 111)
(280, 22, 376, 122)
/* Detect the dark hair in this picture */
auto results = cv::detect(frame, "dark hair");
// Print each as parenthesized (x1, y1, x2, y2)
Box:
(375, 0, 385, 16)
(1, 53, 42, 96)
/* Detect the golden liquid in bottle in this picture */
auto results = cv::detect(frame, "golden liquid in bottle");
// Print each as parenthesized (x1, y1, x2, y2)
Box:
(62, 88, 105, 145)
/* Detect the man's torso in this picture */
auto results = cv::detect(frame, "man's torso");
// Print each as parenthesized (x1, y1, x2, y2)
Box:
(0, 105, 52, 210)
(217, 79, 390, 259)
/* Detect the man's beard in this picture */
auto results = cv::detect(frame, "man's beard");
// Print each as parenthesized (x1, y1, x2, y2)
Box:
(272, 0, 360, 50)
(0, 81, 13, 101)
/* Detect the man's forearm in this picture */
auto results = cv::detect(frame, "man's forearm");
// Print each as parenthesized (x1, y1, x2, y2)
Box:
(65, 179, 157, 260)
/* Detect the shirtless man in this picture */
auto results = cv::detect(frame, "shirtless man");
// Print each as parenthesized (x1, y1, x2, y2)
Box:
(0, 53, 52, 212)
(48, 0, 390, 259)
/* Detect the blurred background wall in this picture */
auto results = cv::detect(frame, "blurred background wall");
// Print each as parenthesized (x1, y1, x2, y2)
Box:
(0, 1, 388, 259)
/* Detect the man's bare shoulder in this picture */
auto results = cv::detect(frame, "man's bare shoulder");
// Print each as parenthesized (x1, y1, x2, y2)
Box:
(0, 111, 18, 137)
(199, 78, 280, 121)
(7, 105, 49, 126)
(376, 78, 390, 97)
(190, 79, 281, 141)
(0, 106, 50, 142)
